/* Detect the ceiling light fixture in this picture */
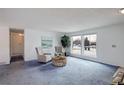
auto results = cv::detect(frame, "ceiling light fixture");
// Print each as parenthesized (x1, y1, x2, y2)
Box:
(120, 8, 124, 14)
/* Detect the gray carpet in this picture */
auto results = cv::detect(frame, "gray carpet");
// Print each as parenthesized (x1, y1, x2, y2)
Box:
(0, 57, 117, 85)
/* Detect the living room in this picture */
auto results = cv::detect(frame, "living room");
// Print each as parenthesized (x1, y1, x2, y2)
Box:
(0, 8, 124, 85)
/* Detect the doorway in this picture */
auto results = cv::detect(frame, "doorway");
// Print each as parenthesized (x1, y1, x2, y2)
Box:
(10, 28, 24, 63)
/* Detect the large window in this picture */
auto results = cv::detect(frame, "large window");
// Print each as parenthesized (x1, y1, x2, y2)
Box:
(71, 34, 97, 57)
(71, 36, 81, 55)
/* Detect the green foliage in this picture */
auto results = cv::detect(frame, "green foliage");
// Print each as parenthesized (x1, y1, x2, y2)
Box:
(61, 35, 70, 48)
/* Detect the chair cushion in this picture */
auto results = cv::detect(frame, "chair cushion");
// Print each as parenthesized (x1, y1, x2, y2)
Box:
(46, 55, 52, 61)
(37, 47, 44, 55)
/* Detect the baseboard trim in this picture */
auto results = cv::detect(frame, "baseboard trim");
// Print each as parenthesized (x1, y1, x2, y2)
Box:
(69, 55, 118, 68)
(0, 62, 10, 65)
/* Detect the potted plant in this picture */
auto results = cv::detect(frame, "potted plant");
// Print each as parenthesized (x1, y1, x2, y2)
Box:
(61, 35, 70, 56)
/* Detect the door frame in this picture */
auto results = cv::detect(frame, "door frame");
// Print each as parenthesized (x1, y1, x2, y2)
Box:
(9, 28, 25, 63)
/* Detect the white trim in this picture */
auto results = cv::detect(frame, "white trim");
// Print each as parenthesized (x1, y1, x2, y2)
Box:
(0, 62, 10, 65)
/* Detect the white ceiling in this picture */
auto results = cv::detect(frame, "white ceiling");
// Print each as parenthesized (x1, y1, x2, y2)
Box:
(0, 8, 124, 32)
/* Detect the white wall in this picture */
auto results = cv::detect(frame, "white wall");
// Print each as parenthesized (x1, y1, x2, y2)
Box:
(0, 25, 63, 64)
(24, 29, 62, 61)
(0, 26, 10, 64)
(1, 23, 124, 67)
(67, 23, 124, 67)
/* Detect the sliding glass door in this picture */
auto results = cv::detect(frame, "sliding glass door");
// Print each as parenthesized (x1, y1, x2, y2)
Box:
(71, 34, 97, 58)
(83, 34, 97, 57)
(71, 36, 81, 55)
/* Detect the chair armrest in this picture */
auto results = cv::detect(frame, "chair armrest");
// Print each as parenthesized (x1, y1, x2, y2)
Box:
(112, 72, 124, 85)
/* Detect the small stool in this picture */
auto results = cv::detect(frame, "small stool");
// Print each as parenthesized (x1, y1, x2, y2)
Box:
(52, 56, 67, 67)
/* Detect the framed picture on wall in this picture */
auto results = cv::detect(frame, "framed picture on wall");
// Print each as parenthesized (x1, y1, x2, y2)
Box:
(41, 36, 53, 49)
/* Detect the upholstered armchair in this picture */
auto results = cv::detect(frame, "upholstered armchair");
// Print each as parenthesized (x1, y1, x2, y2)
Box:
(35, 47, 52, 63)
(55, 46, 65, 56)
